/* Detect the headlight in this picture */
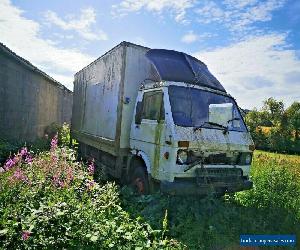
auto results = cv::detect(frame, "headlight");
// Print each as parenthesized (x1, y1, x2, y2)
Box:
(245, 154, 252, 165)
(238, 152, 252, 165)
(177, 150, 188, 165)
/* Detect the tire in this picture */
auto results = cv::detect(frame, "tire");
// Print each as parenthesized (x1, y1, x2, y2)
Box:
(149, 177, 160, 194)
(130, 165, 149, 195)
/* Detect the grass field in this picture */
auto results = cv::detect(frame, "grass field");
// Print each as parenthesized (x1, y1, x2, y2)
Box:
(122, 150, 300, 249)
(0, 144, 299, 249)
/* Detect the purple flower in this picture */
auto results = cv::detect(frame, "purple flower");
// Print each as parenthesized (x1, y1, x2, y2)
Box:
(4, 158, 15, 171)
(50, 134, 58, 151)
(86, 180, 95, 190)
(67, 167, 74, 181)
(51, 155, 58, 163)
(52, 174, 59, 186)
(88, 160, 95, 175)
(20, 147, 28, 157)
(22, 231, 30, 240)
(52, 174, 65, 187)
(25, 154, 33, 164)
(12, 168, 29, 183)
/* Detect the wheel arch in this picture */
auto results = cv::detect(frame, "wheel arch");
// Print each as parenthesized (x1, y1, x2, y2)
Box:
(127, 150, 151, 179)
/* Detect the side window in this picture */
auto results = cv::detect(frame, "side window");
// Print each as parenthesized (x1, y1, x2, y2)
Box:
(141, 91, 164, 121)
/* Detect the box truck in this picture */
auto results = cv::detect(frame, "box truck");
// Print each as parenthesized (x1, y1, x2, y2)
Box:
(71, 41, 254, 195)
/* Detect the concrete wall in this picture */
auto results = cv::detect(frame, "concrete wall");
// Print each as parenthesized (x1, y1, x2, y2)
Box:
(0, 45, 73, 142)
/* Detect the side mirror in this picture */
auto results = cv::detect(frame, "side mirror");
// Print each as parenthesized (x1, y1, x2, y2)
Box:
(135, 102, 143, 124)
(209, 103, 233, 126)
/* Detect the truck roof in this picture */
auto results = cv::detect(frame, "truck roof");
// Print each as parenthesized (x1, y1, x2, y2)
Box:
(75, 41, 150, 76)
(76, 41, 226, 93)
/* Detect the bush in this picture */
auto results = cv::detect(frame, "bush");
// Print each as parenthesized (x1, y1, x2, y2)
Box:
(0, 138, 22, 164)
(236, 151, 300, 219)
(0, 136, 183, 249)
(0, 123, 72, 164)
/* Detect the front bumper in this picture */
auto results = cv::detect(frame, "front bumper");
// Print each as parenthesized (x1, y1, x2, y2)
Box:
(160, 178, 253, 196)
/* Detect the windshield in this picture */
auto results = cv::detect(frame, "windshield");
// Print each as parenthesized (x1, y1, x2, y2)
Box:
(168, 86, 247, 132)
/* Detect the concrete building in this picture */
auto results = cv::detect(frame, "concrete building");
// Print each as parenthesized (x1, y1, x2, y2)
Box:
(0, 43, 73, 142)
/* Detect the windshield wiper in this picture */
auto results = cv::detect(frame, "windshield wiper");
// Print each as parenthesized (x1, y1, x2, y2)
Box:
(193, 121, 227, 131)
(227, 117, 241, 123)
(193, 118, 242, 132)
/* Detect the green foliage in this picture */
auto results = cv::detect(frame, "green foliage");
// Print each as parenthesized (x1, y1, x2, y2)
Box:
(0, 138, 22, 163)
(286, 102, 300, 140)
(0, 144, 182, 249)
(45, 122, 71, 147)
(0, 123, 72, 164)
(245, 98, 300, 154)
(1, 139, 299, 249)
(121, 151, 300, 249)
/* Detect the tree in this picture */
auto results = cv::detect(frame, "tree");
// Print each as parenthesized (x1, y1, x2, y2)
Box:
(262, 97, 284, 126)
(285, 102, 300, 140)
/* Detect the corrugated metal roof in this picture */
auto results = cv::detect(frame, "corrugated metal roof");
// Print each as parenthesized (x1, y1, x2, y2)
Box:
(0, 42, 72, 93)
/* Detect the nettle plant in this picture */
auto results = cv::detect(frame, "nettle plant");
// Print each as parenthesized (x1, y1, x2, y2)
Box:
(0, 135, 182, 249)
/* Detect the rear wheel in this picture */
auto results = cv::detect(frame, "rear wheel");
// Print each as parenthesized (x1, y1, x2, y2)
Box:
(130, 166, 149, 195)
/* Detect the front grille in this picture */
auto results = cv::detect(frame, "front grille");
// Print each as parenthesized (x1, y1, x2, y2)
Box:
(195, 167, 243, 184)
(204, 153, 230, 164)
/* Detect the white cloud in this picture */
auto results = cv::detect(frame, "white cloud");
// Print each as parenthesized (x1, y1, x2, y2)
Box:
(0, 0, 95, 90)
(181, 31, 198, 43)
(196, 0, 286, 32)
(194, 33, 300, 109)
(44, 7, 107, 41)
(112, 0, 195, 23)
(181, 31, 215, 44)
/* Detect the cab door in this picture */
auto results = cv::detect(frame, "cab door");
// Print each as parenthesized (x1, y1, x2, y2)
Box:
(130, 90, 165, 179)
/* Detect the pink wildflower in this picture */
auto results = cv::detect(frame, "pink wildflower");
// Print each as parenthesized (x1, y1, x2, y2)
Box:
(58, 180, 65, 188)
(86, 180, 95, 191)
(25, 154, 33, 164)
(88, 160, 95, 175)
(20, 147, 28, 157)
(52, 174, 65, 188)
(51, 155, 58, 163)
(4, 158, 15, 171)
(22, 231, 30, 240)
(67, 167, 74, 182)
(52, 174, 59, 186)
(50, 134, 58, 151)
(12, 168, 29, 183)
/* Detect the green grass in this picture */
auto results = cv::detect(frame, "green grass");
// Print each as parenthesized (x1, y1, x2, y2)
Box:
(121, 150, 300, 249)
(1, 146, 299, 249)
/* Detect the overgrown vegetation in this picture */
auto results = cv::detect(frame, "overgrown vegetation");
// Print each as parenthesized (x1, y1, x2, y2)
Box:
(1, 123, 299, 249)
(245, 98, 300, 154)
(0, 136, 182, 249)
(0, 122, 71, 164)
(121, 150, 300, 249)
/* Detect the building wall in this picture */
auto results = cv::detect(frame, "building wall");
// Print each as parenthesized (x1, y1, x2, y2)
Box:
(0, 48, 73, 142)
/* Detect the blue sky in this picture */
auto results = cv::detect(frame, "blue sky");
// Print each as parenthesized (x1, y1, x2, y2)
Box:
(0, 0, 299, 108)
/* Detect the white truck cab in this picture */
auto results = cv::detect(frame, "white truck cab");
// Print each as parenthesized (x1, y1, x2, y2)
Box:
(71, 42, 254, 195)
(130, 81, 253, 195)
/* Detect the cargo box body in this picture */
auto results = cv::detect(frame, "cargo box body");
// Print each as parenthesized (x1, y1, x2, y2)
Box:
(71, 42, 152, 156)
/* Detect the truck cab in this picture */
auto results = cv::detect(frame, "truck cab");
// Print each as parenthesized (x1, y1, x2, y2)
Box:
(130, 81, 253, 195)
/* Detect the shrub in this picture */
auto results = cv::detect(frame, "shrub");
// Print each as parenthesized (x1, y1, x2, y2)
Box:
(0, 137, 183, 249)
(236, 151, 300, 219)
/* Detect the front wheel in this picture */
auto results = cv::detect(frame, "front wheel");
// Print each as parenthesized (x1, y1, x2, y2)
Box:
(130, 166, 149, 195)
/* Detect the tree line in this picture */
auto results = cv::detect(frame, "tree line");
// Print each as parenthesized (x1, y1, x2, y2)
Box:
(245, 98, 300, 154)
